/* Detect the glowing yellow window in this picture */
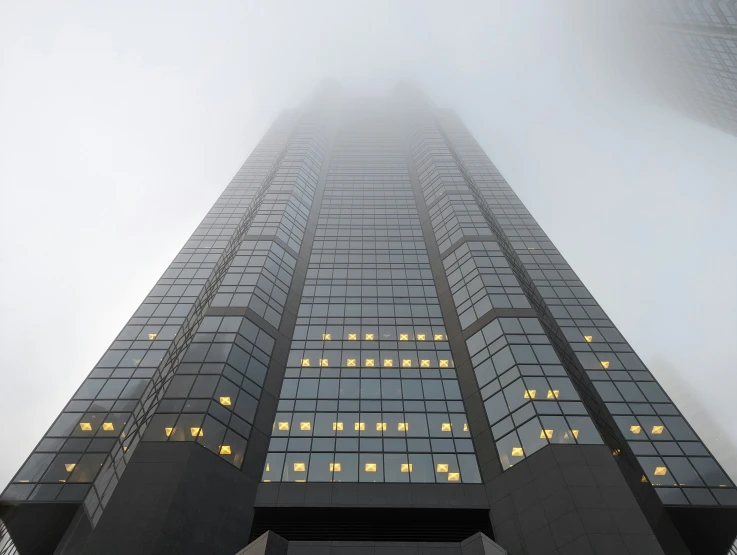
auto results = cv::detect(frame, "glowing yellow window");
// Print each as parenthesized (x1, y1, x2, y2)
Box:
(79, 422, 92, 431)
(330, 462, 341, 472)
(293, 463, 306, 472)
(439, 359, 449, 367)
(300, 422, 311, 431)
(265, 464, 270, 472)
(165, 427, 174, 437)
(190, 427, 203, 437)
(398, 422, 409, 431)
(420, 360, 430, 367)
(651, 425, 664, 435)
(148, 333, 157, 340)
(583, 335, 593, 342)
(102, 422, 114, 431)
(64, 464, 76, 472)
(630, 425, 642, 435)
(434, 334, 443, 341)
(511, 447, 524, 457)
(654, 466, 668, 476)
(333, 422, 343, 431)
(219, 445, 231, 455)
(436, 463, 449, 473)
(365, 333, 374, 340)
(301, 359, 311, 367)
(402, 359, 412, 367)
(540, 429, 553, 439)
(399, 334, 409, 341)
(524, 389, 536, 399)
(220, 396, 231, 406)
(401, 463, 413, 473)
(570, 430, 580, 439)
(355, 422, 365, 431)
(547, 390, 559, 399)
(448, 472, 460, 481)
(416, 334, 426, 341)
(384, 359, 393, 367)
(322, 333, 331, 340)
(278, 422, 289, 431)
(441, 423, 452, 432)
(463, 423, 469, 432)
(347, 359, 356, 367)
(600, 361, 610, 369)
(319, 359, 329, 367)
(348, 333, 357, 340)
(365, 359, 375, 367)
(365, 463, 377, 472)
(376, 422, 387, 431)
(641, 475, 648, 483)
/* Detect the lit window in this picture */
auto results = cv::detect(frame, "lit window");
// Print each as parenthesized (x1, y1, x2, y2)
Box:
(79, 422, 92, 431)
(376, 422, 387, 431)
(347, 359, 356, 367)
(322, 333, 331, 340)
(319, 359, 329, 367)
(265, 464, 270, 471)
(219, 445, 231, 455)
(651, 425, 664, 435)
(365, 359, 375, 367)
(441, 423, 452, 432)
(148, 333, 157, 340)
(547, 390, 559, 399)
(293, 463, 306, 472)
(365, 463, 377, 472)
(300, 422, 311, 431)
(641, 475, 648, 483)
(220, 396, 231, 406)
(654, 466, 668, 476)
(401, 463, 412, 473)
(630, 425, 641, 434)
(420, 360, 430, 367)
(348, 333, 357, 340)
(399, 334, 409, 341)
(278, 422, 289, 431)
(402, 359, 412, 367)
(511, 447, 524, 457)
(434, 334, 443, 341)
(524, 389, 536, 399)
(436, 463, 449, 472)
(540, 429, 553, 439)
(165, 427, 174, 437)
(416, 334, 426, 341)
(463, 423, 469, 432)
(600, 361, 610, 369)
(190, 427, 203, 437)
(102, 422, 114, 431)
(355, 422, 365, 431)
(301, 359, 311, 367)
(330, 462, 341, 472)
(448, 472, 460, 481)
(583, 335, 593, 342)
(439, 359, 449, 367)
(365, 333, 374, 340)
(565, 430, 580, 439)
(64, 463, 76, 472)
(398, 422, 409, 431)
(333, 422, 343, 431)
(384, 359, 393, 367)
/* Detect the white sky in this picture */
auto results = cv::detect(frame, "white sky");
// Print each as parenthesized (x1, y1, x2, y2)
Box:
(1, 0, 736, 488)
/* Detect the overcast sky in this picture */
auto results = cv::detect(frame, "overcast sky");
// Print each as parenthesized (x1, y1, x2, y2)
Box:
(1, 1, 736, 489)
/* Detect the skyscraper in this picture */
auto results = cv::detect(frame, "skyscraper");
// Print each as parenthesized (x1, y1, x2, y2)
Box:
(1, 83, 736, 555)
(637, 0, 737, 136)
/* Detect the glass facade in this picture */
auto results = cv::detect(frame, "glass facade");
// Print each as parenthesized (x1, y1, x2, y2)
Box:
(1, 84, 735, 555)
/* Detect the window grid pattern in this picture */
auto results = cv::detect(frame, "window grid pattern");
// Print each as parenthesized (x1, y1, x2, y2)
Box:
(264, 102, 481, 484)
(444, 241, 530, 329)
(0, 113, 298, 506)
(440, 111, 737, 507)
(466, 317, 603, 470)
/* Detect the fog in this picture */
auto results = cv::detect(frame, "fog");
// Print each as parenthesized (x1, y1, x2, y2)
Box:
(1, 0, 736, 489)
